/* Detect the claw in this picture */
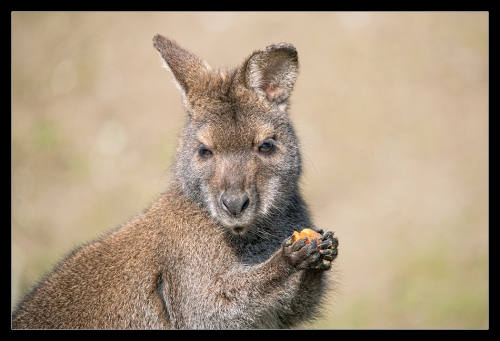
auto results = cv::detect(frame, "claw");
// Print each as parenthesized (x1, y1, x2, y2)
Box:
(320, 249, 334, 256)
(317, 240, 333, 249)
(318, 231, 333, 241)
(282, 236, 294, 247)
(320, 249, 335, 261)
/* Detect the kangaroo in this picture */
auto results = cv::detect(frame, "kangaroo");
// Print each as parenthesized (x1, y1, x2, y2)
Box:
(11, 35, 339, 329)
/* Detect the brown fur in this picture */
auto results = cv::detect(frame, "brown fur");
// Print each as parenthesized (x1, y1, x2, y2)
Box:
(11, 35, 339, 329)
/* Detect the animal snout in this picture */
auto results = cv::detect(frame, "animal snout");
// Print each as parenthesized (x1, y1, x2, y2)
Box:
(221, 192, 250, 216)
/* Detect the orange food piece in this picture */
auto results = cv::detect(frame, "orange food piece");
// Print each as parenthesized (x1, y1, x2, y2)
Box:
(292, 228, 322, 245)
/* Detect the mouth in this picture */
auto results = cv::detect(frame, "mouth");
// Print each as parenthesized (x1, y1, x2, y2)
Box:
(217, 210, 253, 232)
(231, 226, 246, 235)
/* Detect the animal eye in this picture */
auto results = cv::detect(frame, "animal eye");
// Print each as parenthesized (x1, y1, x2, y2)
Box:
(259, 140, 275, 154)
(198, 146, 213, 158)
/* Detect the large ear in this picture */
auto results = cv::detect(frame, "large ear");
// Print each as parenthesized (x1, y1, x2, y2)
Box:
(244, 43, 299, 108)
(153, 35, 211, 102)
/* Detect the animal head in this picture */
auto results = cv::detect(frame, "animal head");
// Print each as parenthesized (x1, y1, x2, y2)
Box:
(153, 35, 302, 236)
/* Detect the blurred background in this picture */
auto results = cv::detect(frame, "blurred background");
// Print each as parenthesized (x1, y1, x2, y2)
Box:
(11, 12, 488, 329)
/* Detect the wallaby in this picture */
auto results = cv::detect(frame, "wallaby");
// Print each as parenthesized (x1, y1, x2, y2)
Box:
(12, 35, 339, 329)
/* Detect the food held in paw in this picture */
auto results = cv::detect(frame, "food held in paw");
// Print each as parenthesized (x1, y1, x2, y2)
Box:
(292, 228, 322, 245)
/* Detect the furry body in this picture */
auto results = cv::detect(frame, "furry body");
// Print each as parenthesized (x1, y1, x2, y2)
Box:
(12, 36, 338, 329)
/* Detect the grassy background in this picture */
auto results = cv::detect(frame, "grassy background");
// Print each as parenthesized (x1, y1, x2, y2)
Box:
(11, 12, 488, 329)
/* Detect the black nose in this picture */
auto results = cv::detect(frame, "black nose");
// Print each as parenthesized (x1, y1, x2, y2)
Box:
(221, 192, 250, 216)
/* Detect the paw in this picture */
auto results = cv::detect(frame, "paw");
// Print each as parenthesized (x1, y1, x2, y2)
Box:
(282, 236, 320, 269)
(314, 231, 338, 270)
(282, 230, 338, 270)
